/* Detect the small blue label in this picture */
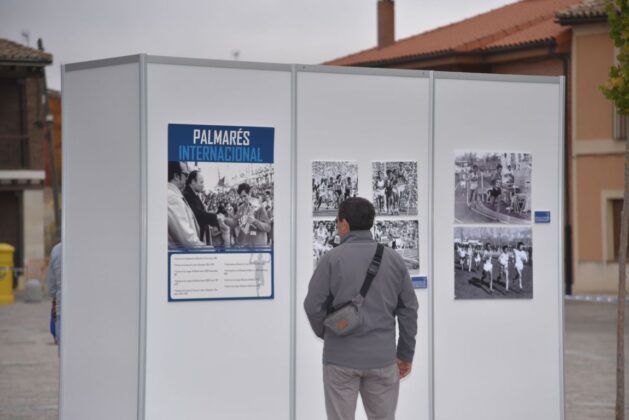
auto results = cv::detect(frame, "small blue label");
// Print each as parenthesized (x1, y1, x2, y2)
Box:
(411, 276, 427, 289)
(534, 211, 551, 223)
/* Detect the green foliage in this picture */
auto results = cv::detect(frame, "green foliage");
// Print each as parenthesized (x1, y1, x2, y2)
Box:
(601, 0, 629, 115)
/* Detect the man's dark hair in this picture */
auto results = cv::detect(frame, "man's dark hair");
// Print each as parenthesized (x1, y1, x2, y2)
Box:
(186, 170, 200, 187)
(168, 161, 183, 182)
(337, 197, 375, 231)
(237, 183, 251, 195)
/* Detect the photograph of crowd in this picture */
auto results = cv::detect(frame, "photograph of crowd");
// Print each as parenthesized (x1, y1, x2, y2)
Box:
(454, 151, 532, 224)
(453, 226, 533, 299)
(373, 220, 420, 272)
(372, 161, 418, 216)
(312, 220, 342, 268)
(312, 161, 358, 217)
(167, 161, 274, 250)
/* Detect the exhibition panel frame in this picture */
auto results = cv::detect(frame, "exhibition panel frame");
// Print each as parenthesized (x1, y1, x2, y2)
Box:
(432, 72, 565, 420)
(294, 65, 433, 420)
(61, 58, 143, 420)
(61, 55, 564, 420)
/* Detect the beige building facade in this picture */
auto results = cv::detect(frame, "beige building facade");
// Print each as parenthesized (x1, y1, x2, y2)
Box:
(568, 21, 625, 293)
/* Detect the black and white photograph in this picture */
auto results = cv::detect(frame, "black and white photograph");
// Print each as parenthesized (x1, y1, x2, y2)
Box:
(454, 226, 533, 299)
(312, 161, 358, 216)
(373, 220, 420, 272)
(454, 151, 532, 224)
(168, 161, 274, 249)
(312, 220, 341, 268)
(372, 161, 418, 216)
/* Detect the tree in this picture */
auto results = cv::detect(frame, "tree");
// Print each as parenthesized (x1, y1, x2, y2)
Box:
(600, 1, 629, 419)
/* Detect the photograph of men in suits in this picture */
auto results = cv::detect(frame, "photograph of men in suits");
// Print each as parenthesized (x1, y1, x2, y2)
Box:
(183, 170, 229, 246)
(167, 162, 205, 248)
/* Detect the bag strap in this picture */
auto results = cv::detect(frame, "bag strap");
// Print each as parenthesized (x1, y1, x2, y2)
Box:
(359, 243, 385, 298)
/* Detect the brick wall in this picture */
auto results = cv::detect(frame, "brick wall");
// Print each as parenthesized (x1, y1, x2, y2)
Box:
(0, 69, 46, 171)
(24, 76, 45, 170)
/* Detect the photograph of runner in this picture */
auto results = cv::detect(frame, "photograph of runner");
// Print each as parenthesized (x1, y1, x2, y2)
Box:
(373, 220, 420, 272)
(454, 226, 532, 299)
(372, 161, 418, 216)
(312, 161, 358, 216)
(312, 220, 341, 268)
(454, 151, 532, 224)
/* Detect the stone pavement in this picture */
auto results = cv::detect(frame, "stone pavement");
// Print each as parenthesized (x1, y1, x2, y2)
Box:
(0, 298, 58, 420)
(0, 297, 625, 419)
(565, 299, 629, 420)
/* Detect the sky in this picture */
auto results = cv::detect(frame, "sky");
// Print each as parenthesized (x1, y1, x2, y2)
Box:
(0, 0, 515, 90)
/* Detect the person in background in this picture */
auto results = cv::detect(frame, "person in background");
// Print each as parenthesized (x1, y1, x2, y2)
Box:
(262, 189, 274, 246)
(233, 183, 271, 247)
(46, 241, 62, 354)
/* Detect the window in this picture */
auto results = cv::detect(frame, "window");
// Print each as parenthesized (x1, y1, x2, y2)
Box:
(611, 198, 629, 259)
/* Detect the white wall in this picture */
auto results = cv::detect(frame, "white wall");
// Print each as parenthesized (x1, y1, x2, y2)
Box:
(432, 74, 563, 420)
(144, 61, 293, 420)
(62, 61, 141, 420)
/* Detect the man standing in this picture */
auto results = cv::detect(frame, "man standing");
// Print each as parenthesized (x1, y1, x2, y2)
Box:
(183, 170, 228, 246)
(167, 162, 205, 248)
(304, 197, 418, 420)
(233, 183, 271, 247)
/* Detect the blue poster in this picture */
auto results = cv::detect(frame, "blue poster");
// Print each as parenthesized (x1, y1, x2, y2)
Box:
(167, 124, 274, 302)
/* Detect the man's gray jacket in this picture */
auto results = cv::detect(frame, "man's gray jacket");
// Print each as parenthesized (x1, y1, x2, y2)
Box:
(304, 230, 419, 369)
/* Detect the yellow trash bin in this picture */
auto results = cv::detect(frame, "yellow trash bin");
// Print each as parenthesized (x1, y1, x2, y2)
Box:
(0, 243, 15, 305)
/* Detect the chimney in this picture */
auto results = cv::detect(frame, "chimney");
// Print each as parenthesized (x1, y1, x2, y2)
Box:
(378, 0, 395, 48)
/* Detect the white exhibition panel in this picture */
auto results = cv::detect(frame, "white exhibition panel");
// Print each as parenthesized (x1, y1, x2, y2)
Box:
(61, 55, 566, 420)
(61, 62, 141, 420)
(144, 62, 292, 420)
(432, 75, 563, 420)
(295, 69, 431, 420)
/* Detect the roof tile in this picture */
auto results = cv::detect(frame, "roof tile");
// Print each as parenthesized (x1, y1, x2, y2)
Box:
(0, 38, 52, 64)
(484, 17, 569, 50)
(327, 0, 582, 66)
(556, 0, 606, 20)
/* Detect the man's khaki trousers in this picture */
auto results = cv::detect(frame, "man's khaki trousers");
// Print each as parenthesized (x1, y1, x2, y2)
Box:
(323, 363, 400, 420)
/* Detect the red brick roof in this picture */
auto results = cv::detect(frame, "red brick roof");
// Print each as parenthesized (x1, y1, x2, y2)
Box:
(0, 38, 52, 65)
(327, 0, 582, 66)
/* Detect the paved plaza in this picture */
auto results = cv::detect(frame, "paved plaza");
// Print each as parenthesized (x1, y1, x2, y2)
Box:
(0, 297, 626, 419)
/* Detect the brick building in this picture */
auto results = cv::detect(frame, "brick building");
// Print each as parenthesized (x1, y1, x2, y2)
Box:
(327, 0, 619, 293)
(0, 39, 52, 274)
